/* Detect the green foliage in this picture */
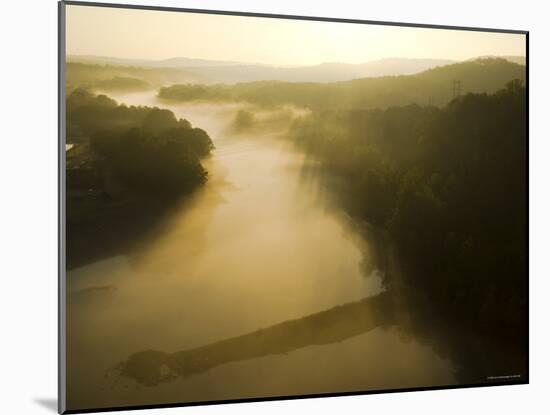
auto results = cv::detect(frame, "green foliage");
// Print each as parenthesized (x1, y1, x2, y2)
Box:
(67, 89, 214, 198)
(66, 62, 198, 92)
(158, 83, 232, 102)
(232, 110, 255, 131)
(67, 88, 148, 142)
(93, 76, 151, 92)
(290, 81, 527, 341)
(141, 107, 181, 133)
(91, 127, 208, 197)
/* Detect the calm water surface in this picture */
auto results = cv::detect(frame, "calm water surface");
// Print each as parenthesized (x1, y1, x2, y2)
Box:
(66, 91, 455, 410)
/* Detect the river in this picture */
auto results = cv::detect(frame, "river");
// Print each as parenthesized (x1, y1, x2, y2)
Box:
(66, 91, 455, 410)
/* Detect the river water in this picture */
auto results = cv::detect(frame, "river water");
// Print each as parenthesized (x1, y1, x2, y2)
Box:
(66, 91, 455, 410)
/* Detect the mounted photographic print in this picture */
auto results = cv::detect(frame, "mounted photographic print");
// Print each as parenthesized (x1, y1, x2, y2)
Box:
(58, 1, 528, 413)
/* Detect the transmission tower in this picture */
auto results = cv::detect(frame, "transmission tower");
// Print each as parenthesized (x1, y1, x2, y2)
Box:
(451, 80, 462, 99)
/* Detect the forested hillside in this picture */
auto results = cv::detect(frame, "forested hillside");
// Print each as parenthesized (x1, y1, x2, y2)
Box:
(290, 81, 527, 364)
(159, 58, 525, 109)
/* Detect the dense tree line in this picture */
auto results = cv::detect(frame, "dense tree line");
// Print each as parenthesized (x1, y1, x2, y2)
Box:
(67, 89, 214, 197)
(159, 58, 525, 110)
(66, 89, 214, 267)
(290, 80, 527, 354)
(66, 62, 199, 93)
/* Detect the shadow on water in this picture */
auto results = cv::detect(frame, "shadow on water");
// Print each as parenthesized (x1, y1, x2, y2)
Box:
(67, 153, 231, 275)
(67, 187, 201, 271)
(126, 172, 232, 274)
(113, 292, 397, 386)
(113, 283, 525, 389)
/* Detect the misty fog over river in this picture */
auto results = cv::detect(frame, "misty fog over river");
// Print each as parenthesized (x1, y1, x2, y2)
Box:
(66, 91, 455, 410)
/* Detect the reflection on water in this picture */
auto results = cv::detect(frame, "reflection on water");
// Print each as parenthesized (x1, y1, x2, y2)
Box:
(66, 92, 455, 410)
(113, 292, 403, 386)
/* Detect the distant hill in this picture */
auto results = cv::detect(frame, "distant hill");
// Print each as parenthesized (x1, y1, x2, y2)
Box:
(356, 58, 457, 77)
(68, 55, 456, 83)
(176, 58, 456, 83)
(159, 58, 526, 110)
(65, 62, 204, 92)
(470, 55, 526, 65)
(68, 55, 242, 68)
(414, 58, 526, 94)
(68, 55, 526, 90)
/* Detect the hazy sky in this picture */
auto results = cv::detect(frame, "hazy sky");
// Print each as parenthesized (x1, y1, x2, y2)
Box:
(66, 4, 526, 66)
